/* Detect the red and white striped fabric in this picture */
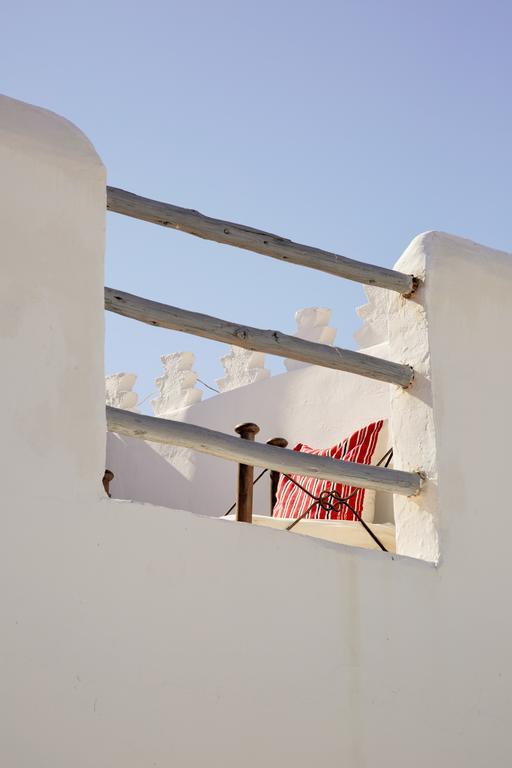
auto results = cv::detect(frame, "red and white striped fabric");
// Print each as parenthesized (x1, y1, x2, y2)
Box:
(272, 420, 384, 521)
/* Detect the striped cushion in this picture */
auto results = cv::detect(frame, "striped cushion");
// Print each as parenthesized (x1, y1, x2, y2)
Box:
(272, 420, 384, 521)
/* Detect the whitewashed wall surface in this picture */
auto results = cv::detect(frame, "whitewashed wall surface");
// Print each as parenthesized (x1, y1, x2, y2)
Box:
(2, 94, 512, 767)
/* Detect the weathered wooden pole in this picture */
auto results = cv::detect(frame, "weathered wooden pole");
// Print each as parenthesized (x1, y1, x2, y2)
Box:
(235, 422, 260, 523)
(107, 186, 417, 295)
(107, 407, 423, 496)
(105, 287, 414, 387)
(266, 437, 288, 516)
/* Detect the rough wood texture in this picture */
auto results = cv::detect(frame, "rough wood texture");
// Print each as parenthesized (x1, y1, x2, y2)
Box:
(106, 407, 422, 496)
(105, 287, 414, 387)
(107, 186, 416, 295)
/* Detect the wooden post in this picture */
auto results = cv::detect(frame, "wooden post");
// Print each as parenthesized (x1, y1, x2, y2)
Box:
(235, 422, 260, 523)
(266, 438, 288, 516)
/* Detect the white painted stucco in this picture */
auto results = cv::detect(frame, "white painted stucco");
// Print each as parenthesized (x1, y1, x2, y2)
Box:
(3, 94, 512, 767)
(387, 239, 439, 561)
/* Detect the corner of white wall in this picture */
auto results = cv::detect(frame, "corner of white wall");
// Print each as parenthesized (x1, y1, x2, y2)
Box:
(388, 232, 440, 563)
(420, 231, 512, 566)
(389, 230, 512, 565)
(0, 94, 106, 504)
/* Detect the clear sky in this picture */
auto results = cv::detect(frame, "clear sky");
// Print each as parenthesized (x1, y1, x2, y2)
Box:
(4, 0, 511, 408)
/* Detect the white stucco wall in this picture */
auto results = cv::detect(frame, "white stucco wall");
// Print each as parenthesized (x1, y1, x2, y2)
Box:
(0, 95, 106, 506)
(3, 95, 512, 767)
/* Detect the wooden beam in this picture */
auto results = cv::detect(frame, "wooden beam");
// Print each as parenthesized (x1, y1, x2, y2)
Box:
(106, 407, 422, 496)
(107, 186, 416, 295)
(105, 287, 414, 388)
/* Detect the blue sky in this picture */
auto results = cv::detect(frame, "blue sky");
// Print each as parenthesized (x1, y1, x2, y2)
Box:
(4, 0, 511, 407)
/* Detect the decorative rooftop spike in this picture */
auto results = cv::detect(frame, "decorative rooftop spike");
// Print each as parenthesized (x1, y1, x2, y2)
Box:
(217, 346, 271, 393)
(353, 286, 389, 350)
(152, 352, 203, 417)
(284, 307, 336, 371)
(105, 372, 139, 411)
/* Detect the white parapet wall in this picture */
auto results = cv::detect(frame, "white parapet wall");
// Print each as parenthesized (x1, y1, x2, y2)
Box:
(0, 95, 106, 504)
(3, 94, 512, 767)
